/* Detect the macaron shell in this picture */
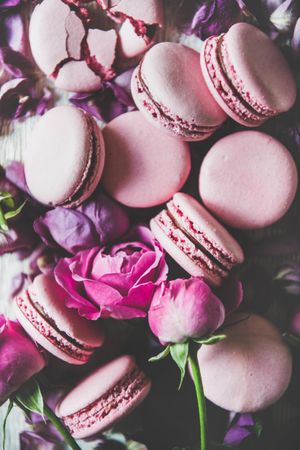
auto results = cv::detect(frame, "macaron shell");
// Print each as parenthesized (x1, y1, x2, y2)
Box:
(102, 111, 191, 207)
(28, 274, 104, 347)
(72, 381, 151, 438)
(118, 19, 153, 60)
(197, 313, 292, 413)
(14, 299, 89, 365)
(108, 0, 164, 26)
(133, 42, 226, 130)
(150, 217, 220, 285)
(200, 38, 263, 128)
(173, 193, 244, 264)
(29, 0, 72, 75)
(56, 355, 140, 416)
(224, 23, 296, 113)
(54, 60, 102, 92)
(199, 131, 298, 229)
(25, 106, 104, 207)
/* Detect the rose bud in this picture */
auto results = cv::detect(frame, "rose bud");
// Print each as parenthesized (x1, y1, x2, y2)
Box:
(0, 314, 46, 405)
(148, 277, 225, 345)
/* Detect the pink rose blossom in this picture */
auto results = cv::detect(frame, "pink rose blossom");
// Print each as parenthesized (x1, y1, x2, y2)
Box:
(54, 226, 168, 320)
(148, 278, 226, 345)
(0, 315, 46, 405)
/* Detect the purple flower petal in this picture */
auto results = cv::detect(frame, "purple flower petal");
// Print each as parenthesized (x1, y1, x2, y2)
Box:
(224, 426, 252, 446)
(69, 75, 136, 123)
(0, 78, 34, 119)
(5, 160, 29, 194)
(0, 13, 25, 52)
(292, 17, 300, 56)
(0, 0, 21, 8)
(0, 47, 35, 78)
(185, 0, 241, 39)
(269, 0, 300, 33)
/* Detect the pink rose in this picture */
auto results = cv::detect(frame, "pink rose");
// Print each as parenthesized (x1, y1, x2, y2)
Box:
(54, 226, 168, 320)
(148, 278, 226, 345)
(0, 315, 46, 405)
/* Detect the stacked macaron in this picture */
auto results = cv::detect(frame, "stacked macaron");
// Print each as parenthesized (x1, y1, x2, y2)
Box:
(56, 355, 151, 438)
(14, 274, 105, 365)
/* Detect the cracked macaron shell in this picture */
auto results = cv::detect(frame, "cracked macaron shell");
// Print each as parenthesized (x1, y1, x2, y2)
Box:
(24, 105, 105, 208)
(29, 0, 117, 92)
(131, 42, 227, 141)
(99, 0, 164, 28)
(197, 313, 292, 412)
(200, 22, 296, 125)
(56, 355, 151, 436)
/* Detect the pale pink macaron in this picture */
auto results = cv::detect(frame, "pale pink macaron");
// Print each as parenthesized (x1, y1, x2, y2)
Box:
(102, 111, 191, 207)
(29, 0, 117, 92)
(131, 42, 227, 141)
(150, 193, 244, 286)
(24, 105, 105, 208)
(56, 355, 151, 438)
(14, 274, 104, 365)
(200, 22, 296, 126)
(197, 313, 292, 412)
(199, 131, 298, 229)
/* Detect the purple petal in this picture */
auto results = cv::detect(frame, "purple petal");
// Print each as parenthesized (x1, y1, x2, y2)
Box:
(186, 0, 241, 39)
(0, 13, 25, 52)
(69, 78, 136, 123)
(269, 0, 300, 33)
(0, 0, 21, 8)
(0, 78, 34, 120)
(34, 208, 99, 254)
(224, 426, 252, 446)
(0, 47, 35, 78)
(5, 160, 29, 194)
(292, 17, 300, 56)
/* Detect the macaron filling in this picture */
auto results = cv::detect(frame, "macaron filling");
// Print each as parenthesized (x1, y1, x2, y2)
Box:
(60, 114, 101, 208)
(16, 291, 96, 362)
(153, 200, 234, 281)
(203, 35, 277, 125)
(134, 64, 217, 140)
(61, 367, 149, 434)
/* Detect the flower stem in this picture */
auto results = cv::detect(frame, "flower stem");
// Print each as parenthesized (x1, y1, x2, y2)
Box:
(189, 345, 207, 450)
(13, 399, 81, 450)
(44, 405, 81, 450)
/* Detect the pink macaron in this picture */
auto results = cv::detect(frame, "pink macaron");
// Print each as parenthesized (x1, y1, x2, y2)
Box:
(150, 193, 244, 286)
(24, 105, 105, 208)
(29, 0, 117, 92)
(131, 42, 227, 141)
(197, 313, 292, 412)
(14, 274, 104, 365)
(102, 111, 191, 208)
(56, 355, 151, 438)
(199, 131, 298, 229)
(200, 22, 296, 126)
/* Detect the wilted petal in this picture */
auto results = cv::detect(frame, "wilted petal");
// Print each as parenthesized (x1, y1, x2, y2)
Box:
(0, 0, 21, 8)
(0, 13, 25, 52)
(0, 78, 34, 119)
(0, 47, 35, 78)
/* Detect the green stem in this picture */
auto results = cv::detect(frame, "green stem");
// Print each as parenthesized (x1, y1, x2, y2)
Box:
(43, 405, 81, 450)
(189, 345, 207, 450)
(13, 399, 81, 450)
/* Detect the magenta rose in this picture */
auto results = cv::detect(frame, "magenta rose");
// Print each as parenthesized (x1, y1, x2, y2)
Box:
(54, 226, 168, 320)
(0, 315, 46, 405)
(148, 277, 226, 345)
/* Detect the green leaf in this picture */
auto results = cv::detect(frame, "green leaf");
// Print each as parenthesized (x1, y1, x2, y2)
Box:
(193, 334, 227, 345)
(14, 378, 44, 417)
(127, 440, 148, 450)
(2, 399, 13, 450)
(4, 201, 26, 220)
(253, 417, 263, 438)
(148, 345, 170, 363)
(170, 342, 189, 389)
(0, 207, 8, 231)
